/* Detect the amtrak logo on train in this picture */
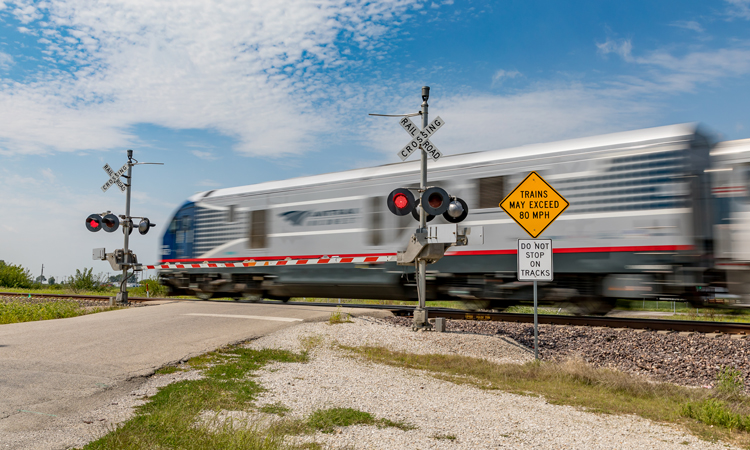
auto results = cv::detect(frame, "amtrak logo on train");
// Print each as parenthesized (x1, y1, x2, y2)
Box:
(280, 209, 359, 226)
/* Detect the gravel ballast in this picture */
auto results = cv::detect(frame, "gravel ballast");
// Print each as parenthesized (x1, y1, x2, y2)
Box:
(383, 316, 750, 390)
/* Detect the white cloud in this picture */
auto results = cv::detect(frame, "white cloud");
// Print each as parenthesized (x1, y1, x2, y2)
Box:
(40, 167, 55, 182)
(191, 150, 217, 161)
(596, 38, 633, 61)
(0, 51, 12, 71)
(0, 0, 422, 156)
(360, 82, 654, 157)
(725, 0, 750, 19)
(491, 69, 521, 86)
(670, 20, 704, 33)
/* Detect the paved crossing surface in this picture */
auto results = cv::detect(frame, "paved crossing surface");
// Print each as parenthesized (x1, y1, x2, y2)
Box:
(0, 300, 386, 435)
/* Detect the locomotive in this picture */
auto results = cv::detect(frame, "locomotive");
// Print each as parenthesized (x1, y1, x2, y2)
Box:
(157, 123, 750, 314)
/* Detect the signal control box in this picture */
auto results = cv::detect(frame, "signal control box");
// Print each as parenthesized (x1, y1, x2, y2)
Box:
(93, 248, 139, 271)
(397, 225, 483, 265)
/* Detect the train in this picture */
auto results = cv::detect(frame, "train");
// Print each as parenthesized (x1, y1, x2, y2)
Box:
(157, 123, 750, 314)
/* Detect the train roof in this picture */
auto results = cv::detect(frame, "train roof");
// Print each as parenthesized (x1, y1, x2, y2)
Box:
(189, 123, 702, 201)
(711, 138, 750, 156)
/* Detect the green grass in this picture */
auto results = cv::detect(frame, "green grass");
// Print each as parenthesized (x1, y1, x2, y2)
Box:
(306, 407, 414, 433)
(81, 345, 414, 450)
(82, 346, 309, 450)
(0, 300, 118, 324)
(259, 402, 291, 417)
(341, 345, 750, 447)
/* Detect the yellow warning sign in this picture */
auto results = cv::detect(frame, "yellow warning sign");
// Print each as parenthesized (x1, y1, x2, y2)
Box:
(499, 171, 569, 238)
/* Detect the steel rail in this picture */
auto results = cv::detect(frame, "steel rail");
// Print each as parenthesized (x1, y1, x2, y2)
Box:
(418, 308, 750, 335)
(4, 293, 749, 334)
(274, 301, 750, 334)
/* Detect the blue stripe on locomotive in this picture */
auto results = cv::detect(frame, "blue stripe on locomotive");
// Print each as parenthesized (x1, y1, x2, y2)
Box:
(162, 201, 195, 261)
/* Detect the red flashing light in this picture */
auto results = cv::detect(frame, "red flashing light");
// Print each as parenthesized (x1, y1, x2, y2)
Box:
(90, 220, 99, 228)
(394, 193, 409, 209)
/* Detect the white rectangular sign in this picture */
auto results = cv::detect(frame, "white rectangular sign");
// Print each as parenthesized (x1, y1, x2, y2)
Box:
(517, 239, 553, 281)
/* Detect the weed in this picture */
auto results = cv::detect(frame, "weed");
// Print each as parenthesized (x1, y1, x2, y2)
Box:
(63, 268, 108, 293)
(260, 402, 291, 417)
(328, 306, 353, 325)
(305, 407, 414, 433)
(155, 365, 183, 375)
(716, 366, 745, 397)
(432, 433, 457, 440)
(681, 398, 750, 431)
(299, 335, 324, 352)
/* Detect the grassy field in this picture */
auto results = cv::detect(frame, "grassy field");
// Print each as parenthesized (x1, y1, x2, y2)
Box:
(0, 300, 121, 325)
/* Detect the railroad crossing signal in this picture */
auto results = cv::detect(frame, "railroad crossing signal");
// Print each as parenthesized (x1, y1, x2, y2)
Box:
(397, 116, 444, 161)
(86, 213, 120, 232)
(102, 163, 128, 193)
(500, 171, 569, 238)
(386, 186, 469, 223)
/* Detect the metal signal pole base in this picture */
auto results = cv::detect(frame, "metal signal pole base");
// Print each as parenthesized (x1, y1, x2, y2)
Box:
(115, 290, 129, 305)
(412, 308, 432, 331)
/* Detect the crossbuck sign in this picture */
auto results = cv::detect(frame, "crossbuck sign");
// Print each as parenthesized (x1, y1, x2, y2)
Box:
(398, 116, 445, 161)
(102, 163, 128, 193)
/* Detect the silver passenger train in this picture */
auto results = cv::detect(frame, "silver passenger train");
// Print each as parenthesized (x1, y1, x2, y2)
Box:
(158, 123, 750, 313)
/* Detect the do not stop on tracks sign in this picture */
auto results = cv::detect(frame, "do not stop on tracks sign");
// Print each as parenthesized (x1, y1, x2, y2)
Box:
(500, 171, 569, 238)
(518, 239, 553, 281)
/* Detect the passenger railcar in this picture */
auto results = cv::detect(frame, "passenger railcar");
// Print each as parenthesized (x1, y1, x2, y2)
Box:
(159, 123, 730, 313)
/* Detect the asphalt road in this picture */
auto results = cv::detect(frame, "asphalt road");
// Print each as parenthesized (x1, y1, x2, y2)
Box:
(0, 300, 387, 442)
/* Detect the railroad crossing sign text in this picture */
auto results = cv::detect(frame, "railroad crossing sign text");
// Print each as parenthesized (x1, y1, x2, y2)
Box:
(397, 116, 444, 161)
(102, 163, 128, 193)
(500, 171, 569, 238)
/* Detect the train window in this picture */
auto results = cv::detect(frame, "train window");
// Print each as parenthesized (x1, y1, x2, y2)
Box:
(227, 205, 236, 223)
(368, 197, 383, 247)
(248, 210, 267, 249)
(478, 176, 505, 209)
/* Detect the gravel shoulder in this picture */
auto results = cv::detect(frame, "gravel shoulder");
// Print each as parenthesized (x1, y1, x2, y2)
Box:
(247, 317, 738, 450)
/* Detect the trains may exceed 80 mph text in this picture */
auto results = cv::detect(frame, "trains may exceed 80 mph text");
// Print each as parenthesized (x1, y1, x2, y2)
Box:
(500, 171, 569, 238)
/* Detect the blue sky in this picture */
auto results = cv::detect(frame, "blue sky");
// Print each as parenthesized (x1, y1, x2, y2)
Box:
(1, 0, 750, 280)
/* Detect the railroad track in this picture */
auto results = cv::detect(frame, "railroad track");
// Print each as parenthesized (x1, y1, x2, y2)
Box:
(274, 300, 750, 335)
(4, 293, 749, 335)
(0, 291, 173, 304)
